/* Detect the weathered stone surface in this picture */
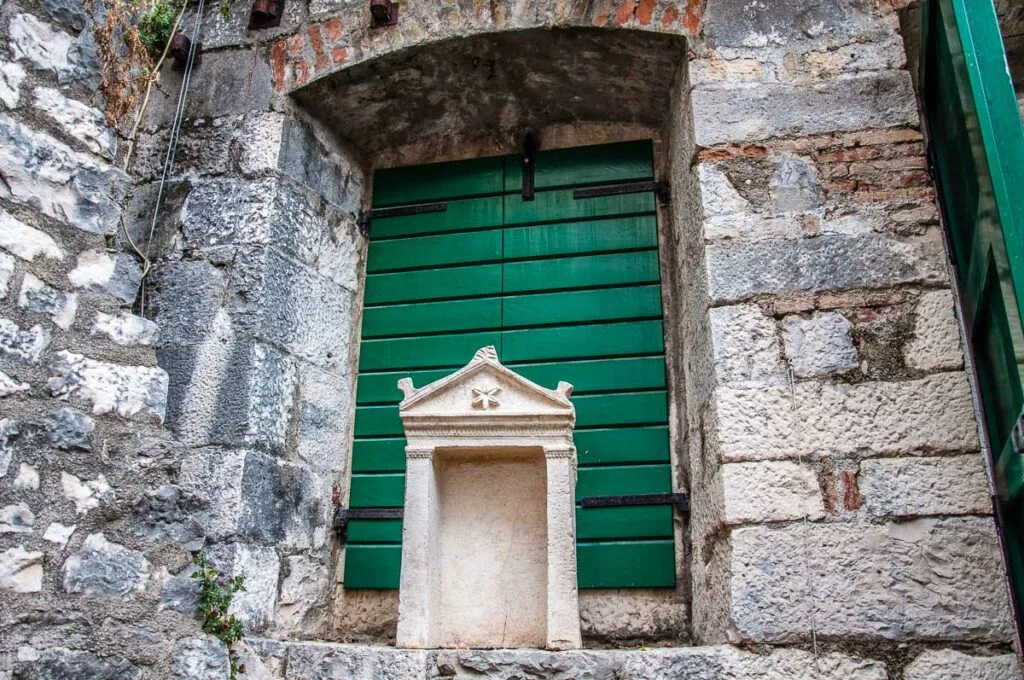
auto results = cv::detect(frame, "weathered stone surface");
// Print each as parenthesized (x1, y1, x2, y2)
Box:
(133, 484, 203, 550)
(781, 312, 859, 377)
(275, 554, 330, 634)
(860, 455, 991, 517)
(43, 522, 75, 547)
(0, 318, 50, 364)
(19, 274, 77, 330)
(0, 418, 18, 477)
(729, 518, 1012, 641)
(63, 533, 150, 598)
(91, 311, 159, 346)
(0, 60, 26, 108)
(40, 0, 90, 31)
(159, 569, 201, 613)
(702, 0, 891, 50)
(0, 251, 14, 299)
(0, 368, 30, 396)
(0, 208, 64, 261)
(44, 407, 95, 450)
(904, 649, 1022, 679)
(9, 13, 74, 72)
(208, 542, 280, 630)
(19, 647, 141, 679)
(0, 502, 35, 533)
(68, 250, 143, 304)
(708, 304, 786, 387)
(0, 546, 44, 592)
(61, 471, 113, 514)
(48, 350, 168, 420)
(705, 234, 945, 303)
(32, 87, 115, 158)
(693, 71, 918, 147)
(0, 114, 128, 235)
(699, 163, 805, 243)
(905, 289, 963, 371)
(171, 637, 228, 680)
(296, 361, 352, 472)
(719, 461, 825, 524)
(770, 154, 822, 213)
(578, 590, 686, 643)
(14, 463, 39, 490)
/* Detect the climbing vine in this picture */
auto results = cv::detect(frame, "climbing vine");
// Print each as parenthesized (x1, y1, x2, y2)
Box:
(191, 550, 247, 679)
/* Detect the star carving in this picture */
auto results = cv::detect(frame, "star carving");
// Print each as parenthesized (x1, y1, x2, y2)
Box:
(471, 386, 501, 410)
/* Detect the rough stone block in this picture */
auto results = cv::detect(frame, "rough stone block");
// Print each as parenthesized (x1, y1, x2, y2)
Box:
(32, 86, 115, 158)
(0, 209, 64, 261)
(719, 461, 825, 524)
(68, 250, 143, 304)
(171, 637, 229, 680)
(0, 546, 44, 592)
(0, 251, 14, 300)
(19, 647, 140, 679)
(705, 233, 945, 303)
(708, 304, 785, 387)
(0, 502, 34, 533)
(18, 274, 77, 329)
(91, 311, 159, 346)
(860, 455, 991, 517)
(40, 0, 90, 31)
(693, 71, 918, 147)
(44, 407, 94, 450)
(0, 318, 50, 364)
(43, 522, 75, 547)
(296, 361, 353, 472)
(0, 369, 30, 396)
(13, 463, 38, 490)
(62, 533, 150, 598)
(0, 419, 18, 477)
(208, 542, 280, 631)
(0, 60, 27, 108)
(770, 153, 822, 213)
(61, 471, 113, 514)
(905, 289, 963, 371)
(146, 49, 273, 125)
(133, 484, 204, 550)
(702, 0, 893, 50)
(904, 649, 1022, 680)
(727, 518, 1012, 641)
(279, 114, 363, 211)
(781, 312, 859, 377)
(275, 554, 330, 635)
(48, 350, 168, 420)
(577, 590, 686, 643)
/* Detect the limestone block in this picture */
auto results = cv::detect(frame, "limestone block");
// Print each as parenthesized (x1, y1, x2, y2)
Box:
(132, 484, 204, 550)
(0, 61, 26, 108)
(18, 274, 77, 330)
(43, 522, 75, 547)
(0, 114, 128, 235)
(20, 647, 140, 679)
(171, 637, 229, 680)
(237, 111, 286, 176)
(0, 252, 14, 299)
(705, 233, 945, 303)
(62, 533, 150, 598)
(44, 407, 94, 450)
(719, 461, 825, 524)
(708, 304, 786, 387)
(9, 14, 74, 75)
(68, 250, 143, 304)
(0, 209, 64, 261)
(904, 649, 1022, 679)
(698, 163, 749, 217)
(32, 87, 115, 158)
(578, 590, 686, 643)
(39, 0, 90, 31)
(728, 518, 1012, 641)
(0, 546, 44, 592)
(693, 71, 918, 147)
(860, 455, 991, 517)
(284, 644, 430, 679)
(905, 290, 963, 371)
(0, 502, 34, 533)
(0, 419, 18, 477)
(61, 471, 113, 514)
(0, 369, 30, 396)
(275, 554, 330, 634)
(279, 114, 363, 211)
(208, 542, 280, 631)
(770, 154, 822, 213)
(14, 464, 39, 490)
(0, 318, 50, 364)
(781, 312, 858, 377)
(296, 361, 353, 472)
(47, 350, 168, 420)
(91, 311, 159, 346)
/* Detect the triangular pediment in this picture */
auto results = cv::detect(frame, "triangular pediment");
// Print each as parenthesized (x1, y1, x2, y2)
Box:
(398, 347, 573, 418)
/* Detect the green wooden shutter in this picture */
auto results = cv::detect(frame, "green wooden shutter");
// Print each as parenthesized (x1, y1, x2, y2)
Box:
(346, 141, 675, 589)
(921, 0, 1024, 629)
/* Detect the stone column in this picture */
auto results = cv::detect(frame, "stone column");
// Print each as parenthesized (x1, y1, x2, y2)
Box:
(396, 446, 436, 648)
(544, 446, 582, 650)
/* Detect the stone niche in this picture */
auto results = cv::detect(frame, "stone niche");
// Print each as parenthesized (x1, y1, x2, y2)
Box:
(395, 347, 581, 650)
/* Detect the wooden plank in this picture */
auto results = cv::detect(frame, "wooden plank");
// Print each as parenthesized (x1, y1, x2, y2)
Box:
(344, 544, 402, 589)
(573, 392, 668, 429)
(345, 519, 403, 544)
(503, 285, 662, 328)
(352, 438, 407, 472)
(504, 215, 658, 259)
(354, 405, 403, 437)
(501, 320, 664, 363)
(576, 464, 672, 502)
(362, 297, 502, 338)
(373, 156, 504, 206)
(574, 427, 671, 466)
(508, 357, 666, 395)
(577, 540, 675, 588)
(370, 196, 504, 239)
(504, 189, 656, 226)
(365, 264, 502, 305)
(503, 250, 660, 294)
(357, 368, 455, 404)
(367, 229, 502, 273)
(359, 331, 502, 371)
(349, 473, 405, 507)
(504, 141, 654, 191)
(575, 505, 673, 541)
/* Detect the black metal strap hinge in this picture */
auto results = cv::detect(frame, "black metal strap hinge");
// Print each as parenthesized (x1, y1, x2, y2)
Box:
(334, 506, 404, 543)
(357, 202, 447, 237)
(580, 492, 689, 514)
(573, 180, 670, 205)
(521, 133, 539, 202)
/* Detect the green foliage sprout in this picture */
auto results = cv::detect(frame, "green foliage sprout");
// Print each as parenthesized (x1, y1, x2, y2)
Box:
(191, 550, 247, 679)
(220, 0, 232, 21)
(137, 0, 184, 58)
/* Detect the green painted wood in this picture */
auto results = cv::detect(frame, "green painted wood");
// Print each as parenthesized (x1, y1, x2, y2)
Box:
(349, 473, 405, 507)
(574, 392, 668, 429)
(577, 541, 675, 588)
(373, 156, 504, 207)
(357, 368, 458, 404)
(359, 331, 503, 371)
(364, 264, 502, 305)
(371, 196, 504, 239)
(346, 519, 403, 544)
(502, 320, 664, 363)
(509, 357, 666, 396)
(574, 427, 671, 466)
(575, 506, 672, 541)
(503, 250, 660, 293)
(351, 439, 407, 472)
(344, 544, 402, 588)
(504, 189, 656, 226)
(576, 464, 672, 502)
(503, 285, 662, 328)
(504, 141, 654, 191)
(367, 229, 503, 273)
(504, 215, 658, 259)
(362, 298, 502, 338)
(354, 405, 403, 437)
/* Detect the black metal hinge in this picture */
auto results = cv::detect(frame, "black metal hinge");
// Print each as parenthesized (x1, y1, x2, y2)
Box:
(357, 202, 447, 237)
(580, 492, 689, 514)
(334, 506, 404, 543)
(573, 180, 670, 205)
(522, 133, 539, 202)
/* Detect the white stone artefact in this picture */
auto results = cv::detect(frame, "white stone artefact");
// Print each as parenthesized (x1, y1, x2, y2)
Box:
(394, 346, 581, 650)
